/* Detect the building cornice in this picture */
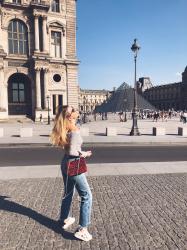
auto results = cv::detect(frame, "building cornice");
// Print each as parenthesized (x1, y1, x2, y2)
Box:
(64, 59, 79, 66)
(150, 82, 182, 89)
(80, 89, 110, 93)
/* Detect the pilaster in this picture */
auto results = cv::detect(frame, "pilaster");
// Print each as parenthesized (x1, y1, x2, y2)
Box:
(35, 67, 42, 109)
(0, 66, 5, 111)
(42, 16, 48, 53)
(43, 68, 49, 109)
(34, 15, 40, 52)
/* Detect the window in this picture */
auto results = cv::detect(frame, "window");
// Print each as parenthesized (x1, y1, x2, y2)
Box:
(8, 20, 28, 55)
(53, 74, 61, 82)
(13, 0, 21, 3)
(51, 0, 60, 12)
(12, 82, 25, 103)
(51, 31, 61, 58)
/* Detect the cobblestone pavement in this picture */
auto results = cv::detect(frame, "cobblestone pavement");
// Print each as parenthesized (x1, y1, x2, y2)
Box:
(0, 174, 186, 250)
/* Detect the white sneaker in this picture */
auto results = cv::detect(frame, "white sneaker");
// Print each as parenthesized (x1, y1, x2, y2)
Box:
(74, 227, 92, 241)
(62, 217, 75, 229)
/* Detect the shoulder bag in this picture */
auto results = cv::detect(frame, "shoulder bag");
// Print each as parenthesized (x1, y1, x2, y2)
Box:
(66, 157, 87, 176)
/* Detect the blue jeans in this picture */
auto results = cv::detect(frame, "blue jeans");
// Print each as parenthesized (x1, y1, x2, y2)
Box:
(59, 156, 92, 228)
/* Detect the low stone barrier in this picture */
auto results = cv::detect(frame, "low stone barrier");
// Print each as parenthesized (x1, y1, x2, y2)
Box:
(178, 127, 187, 136)
(80, 127, 89, 136)
(20, 128, 33, 137)
(153, 127, 165, 136)
(0, 128, 4, 137)
(106, 127, 117, 136)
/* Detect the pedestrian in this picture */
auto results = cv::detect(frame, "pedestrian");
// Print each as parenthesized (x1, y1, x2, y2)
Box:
(163, 111, 168, 122)
(182, 111, 187, 124)
(168, 110, 172, 119)
(50, 106, 93, 241)
(94, 112, 97, 121)
(119, 111, 124, 122)
(153, 112, 158, 122)
(39, 114, 43, 124)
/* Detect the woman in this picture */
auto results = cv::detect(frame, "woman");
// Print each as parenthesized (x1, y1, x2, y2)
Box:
(50, 106, 93, 242)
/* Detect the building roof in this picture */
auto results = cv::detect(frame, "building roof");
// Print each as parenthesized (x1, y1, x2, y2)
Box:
(80, 89, 110, 94)
(144, 82, 182, 91)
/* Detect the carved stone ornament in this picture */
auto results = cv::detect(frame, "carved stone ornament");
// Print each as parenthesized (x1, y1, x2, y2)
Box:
(35, 67, 42, 71)
(16, 67, 28, 74)
(50, 64, 63, 69)
(47, 21, 66, 36)
(0, 108, 6, 112)
(43, 68, 49, 73)
(35, 61, 49, 69)
(1, 11, 29, 30)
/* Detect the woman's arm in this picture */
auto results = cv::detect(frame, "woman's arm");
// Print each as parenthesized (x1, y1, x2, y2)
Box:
(69, 132, 92, 157)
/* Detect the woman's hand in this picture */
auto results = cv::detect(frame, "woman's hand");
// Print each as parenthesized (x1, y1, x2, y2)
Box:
(81, 151, 92, 158)
(86, 151, 92, 157)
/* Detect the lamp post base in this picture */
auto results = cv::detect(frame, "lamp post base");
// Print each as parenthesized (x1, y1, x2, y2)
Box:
(130, 127, 141, 136)
(124, 111, 127, 122)
(129, 111, 141, 136)
(47, 116, 50, 125)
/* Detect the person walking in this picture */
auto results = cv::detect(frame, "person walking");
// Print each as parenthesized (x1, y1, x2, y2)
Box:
(50, 106, 93, 241)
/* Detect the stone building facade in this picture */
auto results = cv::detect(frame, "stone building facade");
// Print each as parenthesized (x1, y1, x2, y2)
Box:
(0, 0, 79, 121)
(79, 88, 111, 113)
(138, 67, 187, 111)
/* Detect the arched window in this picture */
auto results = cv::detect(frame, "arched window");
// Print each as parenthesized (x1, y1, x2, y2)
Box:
(8, 20, 28, 55)
(51, 0, 60, 12)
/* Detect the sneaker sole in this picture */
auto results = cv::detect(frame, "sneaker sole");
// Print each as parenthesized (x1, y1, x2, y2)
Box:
(62, 218, 75, 229)
(74, 232, 92, 242)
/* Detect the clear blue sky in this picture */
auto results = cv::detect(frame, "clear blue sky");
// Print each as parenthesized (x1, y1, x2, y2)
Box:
(76, 0, 187, 90)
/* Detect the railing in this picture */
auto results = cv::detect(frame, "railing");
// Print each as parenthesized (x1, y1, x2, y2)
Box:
(1, 0, 19, 4)
(2, 0, 50, 7)
(30, 0, 50, 7)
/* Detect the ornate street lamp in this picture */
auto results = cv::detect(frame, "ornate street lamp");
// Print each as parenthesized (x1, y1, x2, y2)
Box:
(130, 38, 141, 136)
(46, 95, 50, 125)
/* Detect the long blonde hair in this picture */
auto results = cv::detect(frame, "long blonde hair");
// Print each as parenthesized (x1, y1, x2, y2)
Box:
(50, 106, 72, 147)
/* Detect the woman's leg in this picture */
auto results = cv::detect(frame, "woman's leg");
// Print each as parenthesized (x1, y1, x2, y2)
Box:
(59, 173, 75, 225)
(74, 173, 92, 228)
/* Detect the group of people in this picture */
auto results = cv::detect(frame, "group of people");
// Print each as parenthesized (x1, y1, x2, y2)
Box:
(139, 110, 180, 122)
(180, 111, 187, 123)
(117, 110, 176, 122)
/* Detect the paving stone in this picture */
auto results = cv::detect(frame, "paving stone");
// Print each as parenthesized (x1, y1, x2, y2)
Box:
(0, 174, 186, 250)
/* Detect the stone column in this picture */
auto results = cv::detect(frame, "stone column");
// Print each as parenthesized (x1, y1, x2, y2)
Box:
(43, 68, 49, 109)
(56, 95, 59, 110)
(42, 16, 47, 52)
(35, 68, 41, 109)
(34, 15, 39, 51)
(0, 67, 5, 110)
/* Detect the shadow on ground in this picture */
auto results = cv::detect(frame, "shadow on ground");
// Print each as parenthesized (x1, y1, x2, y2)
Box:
(0, 195, 76, 241)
